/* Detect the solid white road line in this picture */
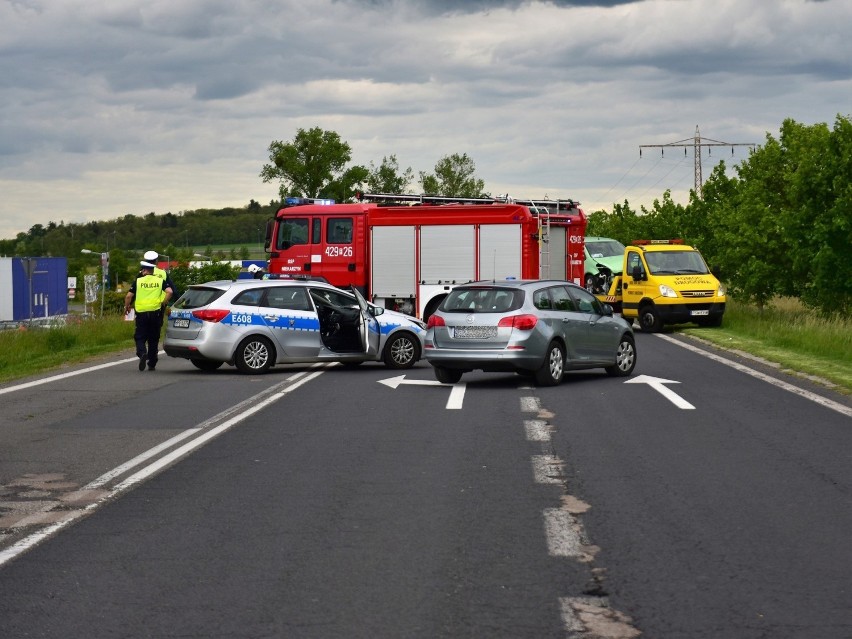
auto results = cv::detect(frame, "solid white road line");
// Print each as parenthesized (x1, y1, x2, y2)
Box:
(656, 334, 852, 418)
(0, 367, 327, 568)
(0, 355, 144, 396)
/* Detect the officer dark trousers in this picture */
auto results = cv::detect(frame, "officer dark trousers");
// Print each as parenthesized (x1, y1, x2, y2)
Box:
(134, 310, 162, 369)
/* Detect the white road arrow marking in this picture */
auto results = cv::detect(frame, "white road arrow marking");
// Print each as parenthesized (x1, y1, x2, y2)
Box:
(378, 375, 442, 389)
(378, 375, 466, 409)
(625, 374, 695, 410)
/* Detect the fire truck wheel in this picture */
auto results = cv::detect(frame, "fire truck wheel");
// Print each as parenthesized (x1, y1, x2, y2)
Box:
(535, 341, 565, 386)
(191, 359, 223, 372)
(606, 334, 636, 377)
(383, 332, 419, 369)
(638, 305, 663, 333)
(433, 366, 464, 384)
(235, 335, 274, 374)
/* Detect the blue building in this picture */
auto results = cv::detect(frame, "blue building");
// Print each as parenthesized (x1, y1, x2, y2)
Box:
(0, 257, 69, 322)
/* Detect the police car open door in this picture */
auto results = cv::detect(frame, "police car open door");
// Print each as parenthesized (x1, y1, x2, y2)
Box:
(350, 286, 380, 357)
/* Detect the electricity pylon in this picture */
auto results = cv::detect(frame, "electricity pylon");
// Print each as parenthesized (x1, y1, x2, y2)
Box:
(640, 125, 755, 198)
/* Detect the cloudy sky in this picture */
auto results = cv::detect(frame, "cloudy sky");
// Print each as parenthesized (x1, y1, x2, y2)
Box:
(1, 0, 849, 240)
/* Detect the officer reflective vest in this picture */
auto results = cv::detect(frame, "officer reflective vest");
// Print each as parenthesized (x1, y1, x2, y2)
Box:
(134, 274, 164, 312)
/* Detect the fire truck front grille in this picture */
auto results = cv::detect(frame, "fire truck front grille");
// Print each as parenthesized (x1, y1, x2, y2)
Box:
(681, 290, 715, 298)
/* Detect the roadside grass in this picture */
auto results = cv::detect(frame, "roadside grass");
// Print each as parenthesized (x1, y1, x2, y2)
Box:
(679, 297, 851, 394)
(0, 316, 134, 383)
(0, 297, 849, 395)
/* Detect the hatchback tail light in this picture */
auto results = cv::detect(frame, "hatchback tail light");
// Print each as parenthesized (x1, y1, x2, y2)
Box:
(192, 309, 230, 323)
(497, 314, 538, 330)
(427, 314, 446, 328)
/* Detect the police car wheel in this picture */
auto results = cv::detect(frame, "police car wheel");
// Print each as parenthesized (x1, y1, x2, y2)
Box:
(383, 332, 419, 369)
(235, 336, 274, 374)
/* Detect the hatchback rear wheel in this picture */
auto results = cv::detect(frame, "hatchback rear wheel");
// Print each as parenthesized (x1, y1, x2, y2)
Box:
(235, 336, 274, 374)
(535, 341, 565, 386)
(433, 366, 463, 384)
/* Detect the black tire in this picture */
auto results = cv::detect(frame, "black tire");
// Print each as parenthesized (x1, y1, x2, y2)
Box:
(584, 274, 595, 291)
(383, 332, 419, 369)
(535, 341, 565, 386)
(638, 304, 663, 333)
(606, 334, 637, 377)
(234, 335, 274, 374)
(433, 366, 463, 384)
(191, 359, 223, 372)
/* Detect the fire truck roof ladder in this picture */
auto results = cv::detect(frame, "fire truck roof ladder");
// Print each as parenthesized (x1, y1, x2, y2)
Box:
(355, 192, 501, 206)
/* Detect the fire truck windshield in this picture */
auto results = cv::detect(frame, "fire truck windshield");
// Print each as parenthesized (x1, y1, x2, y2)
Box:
(277, 218, 309, 250)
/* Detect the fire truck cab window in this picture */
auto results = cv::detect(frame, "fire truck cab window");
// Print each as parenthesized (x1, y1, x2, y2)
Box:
(312, 219, 322, 244)
(277, 218, 309, 249)
(327, 218, 353, 244)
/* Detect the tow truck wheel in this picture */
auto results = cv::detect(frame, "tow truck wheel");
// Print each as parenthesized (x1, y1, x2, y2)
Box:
(191, 359, 223, 372)
(535, 341, 565, 386)
(606, 334, 636, 377)
(638, 305, 663, 333)
(383, 332, 419, 369)
(434, 366, 463, 384)
(235, 336, 274, 374)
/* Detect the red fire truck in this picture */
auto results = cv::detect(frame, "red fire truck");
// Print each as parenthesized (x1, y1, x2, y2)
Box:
(263, 193, 587, 319)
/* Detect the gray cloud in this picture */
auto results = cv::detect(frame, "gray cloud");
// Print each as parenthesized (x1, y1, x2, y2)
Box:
(0, 0, 850, 238)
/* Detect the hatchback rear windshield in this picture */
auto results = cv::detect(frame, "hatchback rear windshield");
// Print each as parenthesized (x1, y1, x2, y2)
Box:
(440, 287, 525, 313)
(173, 287, 226, 309)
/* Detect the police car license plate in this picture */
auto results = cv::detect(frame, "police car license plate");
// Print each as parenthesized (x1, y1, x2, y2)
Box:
(173, 318, 190, 328)
(454, 326, 497, 339)
(690, 310, 709, 316)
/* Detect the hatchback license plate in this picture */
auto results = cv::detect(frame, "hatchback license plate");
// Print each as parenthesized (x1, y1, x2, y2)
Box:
(454, 326, 497, 339)
(173, 318, 190, 328)
(690, 310, 709, 316)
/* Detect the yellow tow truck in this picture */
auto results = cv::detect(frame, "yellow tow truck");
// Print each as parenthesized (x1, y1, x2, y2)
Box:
(596, 239, 726, 332)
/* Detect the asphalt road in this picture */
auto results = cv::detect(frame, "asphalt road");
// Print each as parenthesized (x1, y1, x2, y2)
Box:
(0, 333, 849, 638)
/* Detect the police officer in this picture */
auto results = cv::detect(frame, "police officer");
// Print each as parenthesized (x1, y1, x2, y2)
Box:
(125, 261, 173, 371)
(143, 250, 176, 330)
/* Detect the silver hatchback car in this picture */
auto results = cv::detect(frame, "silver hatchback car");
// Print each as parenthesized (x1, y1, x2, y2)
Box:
(164, 279, 426, 373)
(424, 280, 636, 385)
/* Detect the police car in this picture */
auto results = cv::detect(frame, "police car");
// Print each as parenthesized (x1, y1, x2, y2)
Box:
(164, 279, 426, 373)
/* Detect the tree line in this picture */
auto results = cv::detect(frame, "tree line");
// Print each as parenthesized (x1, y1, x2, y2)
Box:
(2, 116, 848, 315)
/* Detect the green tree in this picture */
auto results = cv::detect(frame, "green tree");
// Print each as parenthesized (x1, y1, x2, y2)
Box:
(778, 116, 852, 315)
(419, 153, 485, 197)
(712, 135, 790, 309)
(366, 155, 414, 194)
(260, 127, 367, 201)
(585, 200, 642, 245)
